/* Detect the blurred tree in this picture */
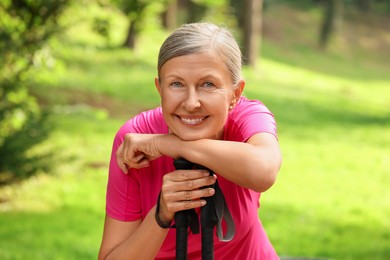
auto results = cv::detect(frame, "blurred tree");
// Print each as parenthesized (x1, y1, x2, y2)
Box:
(161, 0, 177, 30)
(189, 0, 208, 23)
(228, 0, 264, 67)
(177, 0, 207, 23)
(109, 0, 166, 49)
(0, 0, 70, 183)
(111, 0, 163, 49)
(356, 0, 371, 12)
(242, 0, 263, 67)
(110, 0, 148, 49)
(179, 0, 235, 24)
(319, 0, 344, 50)
(92, 16, 112, 44)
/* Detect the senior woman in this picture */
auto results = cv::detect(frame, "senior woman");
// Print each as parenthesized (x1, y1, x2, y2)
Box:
(99, 22, 282, 260)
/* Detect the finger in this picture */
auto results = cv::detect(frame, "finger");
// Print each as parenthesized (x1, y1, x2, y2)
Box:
(166, 199, 207, 213)
(135, 152, 145, 163)
(122, 136, 134, 164)
(179, 175, 216, 191)
(137, 158, 150, 168)
(171, 169, 210, 182)
(116, 145, 128, 174)
(126, 157, 150, 169)
(176, 188, 215, 201)
(120, 163, 129, 174)
(117, 157, 128, 173)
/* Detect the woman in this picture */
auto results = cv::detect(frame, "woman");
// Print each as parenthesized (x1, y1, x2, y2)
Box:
(99, 22, 282, 259)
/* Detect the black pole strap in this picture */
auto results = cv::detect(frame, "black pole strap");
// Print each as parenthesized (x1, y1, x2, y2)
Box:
(214, 183, 235, 242)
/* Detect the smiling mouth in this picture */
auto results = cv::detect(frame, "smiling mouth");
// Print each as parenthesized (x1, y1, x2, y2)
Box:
(178, 116, 208, 125)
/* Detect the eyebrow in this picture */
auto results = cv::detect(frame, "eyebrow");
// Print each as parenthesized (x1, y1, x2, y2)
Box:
(161, 71, 225, 84)
(162, 74, 184, 81)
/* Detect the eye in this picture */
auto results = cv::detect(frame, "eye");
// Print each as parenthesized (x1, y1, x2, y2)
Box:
(202, 82, 216, 89)
(170, 81, 183, 88)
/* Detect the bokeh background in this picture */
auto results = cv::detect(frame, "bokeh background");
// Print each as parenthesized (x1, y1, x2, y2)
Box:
(1, 0, 389, 259)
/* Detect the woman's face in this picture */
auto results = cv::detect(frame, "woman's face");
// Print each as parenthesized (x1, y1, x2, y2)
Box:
(155, 51, 244, 141)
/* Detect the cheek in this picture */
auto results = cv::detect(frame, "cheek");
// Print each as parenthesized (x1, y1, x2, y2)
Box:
(211, 106, 229, 127)
(160, 91, 176, 109)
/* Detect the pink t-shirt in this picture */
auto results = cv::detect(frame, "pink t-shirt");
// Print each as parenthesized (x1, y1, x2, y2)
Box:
(106, 97, 279, 259)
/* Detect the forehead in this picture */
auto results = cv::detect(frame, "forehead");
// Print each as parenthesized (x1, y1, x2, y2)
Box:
(159, 51, 230, 79)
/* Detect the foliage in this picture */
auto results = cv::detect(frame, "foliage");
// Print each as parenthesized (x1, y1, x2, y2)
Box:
(92, 16, 111, 43)
(0, 0, 71, 183)
(108, 0, 163, 48)
(0, 111, 54, 183)
(191, 0, 237, 28)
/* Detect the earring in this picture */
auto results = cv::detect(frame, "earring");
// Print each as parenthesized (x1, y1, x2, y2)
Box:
(229, 99, 236, 111)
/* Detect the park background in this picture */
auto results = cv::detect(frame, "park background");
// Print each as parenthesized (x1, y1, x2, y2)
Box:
(0, 0, 389, 259)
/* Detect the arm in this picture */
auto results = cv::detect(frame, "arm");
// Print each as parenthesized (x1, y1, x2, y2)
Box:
(98, 206, 168, 260)
(118, 132, 281, 192)
(99, 170, 216, 259)
(159, 132, 282, 192)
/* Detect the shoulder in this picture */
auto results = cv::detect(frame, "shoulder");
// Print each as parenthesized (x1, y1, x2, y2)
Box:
(233, 96, 273, 116)
(114, 107, 167, 145)
(119, 107, 165, 134)
(225, 96, 277, 141)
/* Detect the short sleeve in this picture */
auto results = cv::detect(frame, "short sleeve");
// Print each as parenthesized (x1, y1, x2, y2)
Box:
(224, 97, 277, 142)
(105, 122, 142, 221)
(105, 108, 166, 221)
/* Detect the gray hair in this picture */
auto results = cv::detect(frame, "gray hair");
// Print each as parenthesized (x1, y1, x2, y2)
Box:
(157, 22, 242, 85)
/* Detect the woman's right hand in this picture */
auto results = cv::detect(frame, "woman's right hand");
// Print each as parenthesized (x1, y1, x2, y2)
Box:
(157, 168, 217, 224)
(116, 134, 165, 172)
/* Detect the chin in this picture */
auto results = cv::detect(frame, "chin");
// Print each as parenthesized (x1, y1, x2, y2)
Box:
(177, 134, 205, 141)
(175, 131, 220, 141)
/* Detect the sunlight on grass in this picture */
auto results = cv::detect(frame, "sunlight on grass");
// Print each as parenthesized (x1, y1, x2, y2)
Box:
(247, 58, 390, 258)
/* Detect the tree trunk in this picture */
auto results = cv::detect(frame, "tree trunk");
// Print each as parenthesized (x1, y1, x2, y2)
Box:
(123, 20, 136, 49)
(186, 0, 207, 23)
(356, 0, 371, 13)
(319, 0, 343, 50)
(242, 0, 263, 67)
(161, 0, 177, 30)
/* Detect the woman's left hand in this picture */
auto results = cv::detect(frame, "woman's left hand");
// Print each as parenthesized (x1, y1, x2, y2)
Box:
(116, 134, 164, 172)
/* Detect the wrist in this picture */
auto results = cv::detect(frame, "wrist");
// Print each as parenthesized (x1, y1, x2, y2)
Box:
(155, 192, 173, 229)
(163, 133, 184, 159)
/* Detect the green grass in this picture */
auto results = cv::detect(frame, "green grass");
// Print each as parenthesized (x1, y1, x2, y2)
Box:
(249, 40, 390, 258)
(0, 170, 107, 259)
(1, 3, 390, 260)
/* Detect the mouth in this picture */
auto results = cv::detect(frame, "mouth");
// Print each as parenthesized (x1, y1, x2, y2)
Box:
(177, 115, 208, 125)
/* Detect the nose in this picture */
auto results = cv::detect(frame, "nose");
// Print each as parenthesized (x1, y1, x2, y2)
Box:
(183, 87, 201, 111)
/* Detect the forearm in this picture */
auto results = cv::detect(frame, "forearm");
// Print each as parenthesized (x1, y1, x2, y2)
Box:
(104, 206, 168, 260)
(158, 134, 282, 192)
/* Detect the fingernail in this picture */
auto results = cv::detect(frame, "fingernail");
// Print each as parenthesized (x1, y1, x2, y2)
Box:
(209, 188, 215, 195)
(203, 171, 210, 176)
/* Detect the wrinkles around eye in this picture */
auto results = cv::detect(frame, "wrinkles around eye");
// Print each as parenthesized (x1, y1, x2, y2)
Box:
(170, 82, 183, 88)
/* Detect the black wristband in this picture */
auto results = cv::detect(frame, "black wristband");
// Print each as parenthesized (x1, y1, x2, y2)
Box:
(155, 192, 173, 229)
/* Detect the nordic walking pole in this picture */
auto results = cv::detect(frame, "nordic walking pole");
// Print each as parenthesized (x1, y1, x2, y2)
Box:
(174, 158, 194, 260)
(197, 165, 217, 260)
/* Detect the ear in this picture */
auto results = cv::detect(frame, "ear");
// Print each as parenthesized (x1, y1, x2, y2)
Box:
(233, 79, 245, 100)
(155, 77, 161, 94)
(229, 80, 245, 111)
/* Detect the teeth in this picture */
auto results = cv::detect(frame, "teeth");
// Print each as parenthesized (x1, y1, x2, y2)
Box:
(181, 117, 204, 125)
